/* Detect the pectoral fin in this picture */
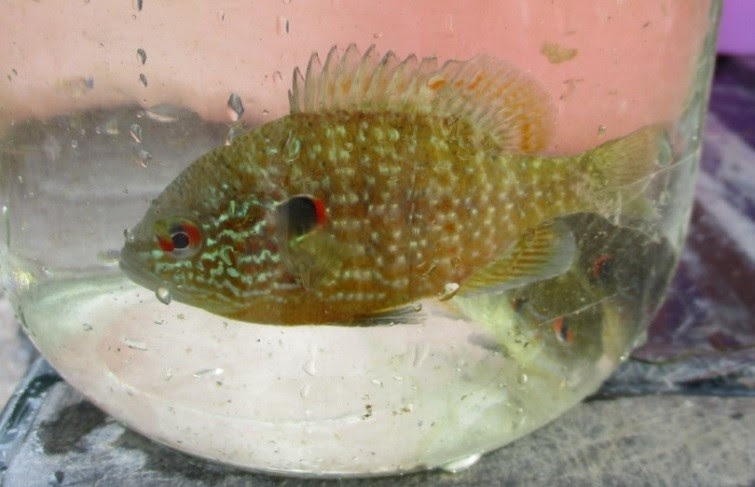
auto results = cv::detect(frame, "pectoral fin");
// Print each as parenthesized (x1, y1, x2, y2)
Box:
(459, 220, 577, 297)
(284, 229, 348, 291)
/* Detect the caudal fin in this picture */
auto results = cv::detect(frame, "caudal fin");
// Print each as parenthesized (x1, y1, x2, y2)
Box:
(585, 125, 670, 189)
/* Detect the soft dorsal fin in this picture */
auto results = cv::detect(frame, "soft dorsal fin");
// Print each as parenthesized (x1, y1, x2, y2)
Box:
(289, 44, 554, 153)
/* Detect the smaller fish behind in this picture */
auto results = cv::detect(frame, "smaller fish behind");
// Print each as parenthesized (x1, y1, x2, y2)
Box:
(456, 213, 676, 370)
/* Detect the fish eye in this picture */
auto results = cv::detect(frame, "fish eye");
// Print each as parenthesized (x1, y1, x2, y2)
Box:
(155, 219, 202, 258)
(552, 316, 573, 344)
(591, 253, 613, 280)
(170, 230, 191, 250)
(276, 195, 327, 240)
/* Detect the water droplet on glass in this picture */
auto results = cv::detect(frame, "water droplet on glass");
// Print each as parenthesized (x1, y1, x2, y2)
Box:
(122, 337, 148, 351)
(224, 127, 236, 146)
(597, 124, 607, 136)
(272, 70, 283, 85)
(226, 93, 244, 121)
(282, 0, 292, 4)
(276, 16, 290, 35)
(517, 372, 528, 385)
(136, 48, 147, 65)
(438, 282, 459, 301)
(217, 9, 225, 22)
(82, 323, 93, 331)
(70, 139, 78, 149)
(451, 257, 461, 269)
(123, 228, 135, 243)
(144, 104, 185, 123)
(132, 0, 143, 11)
(411, 303, 423, 312)
(139, 73, 148, 87)
(129, 123, 142, 143)
(373, 32, 383, 39)
(137, 149, 152, 167)
(156, 287, 171, 305)
(299, 384, 310, 398)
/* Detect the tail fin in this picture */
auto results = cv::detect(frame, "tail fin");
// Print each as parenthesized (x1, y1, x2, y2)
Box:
(585, 125, 669, 189)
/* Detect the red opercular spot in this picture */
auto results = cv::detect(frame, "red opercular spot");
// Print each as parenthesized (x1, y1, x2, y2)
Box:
(313, 197, 327, 226)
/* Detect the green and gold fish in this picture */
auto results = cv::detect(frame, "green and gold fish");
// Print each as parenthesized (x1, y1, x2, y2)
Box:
(120, 44, 665, 325)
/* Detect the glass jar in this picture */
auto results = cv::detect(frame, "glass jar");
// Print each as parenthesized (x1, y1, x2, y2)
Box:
(0, 1, 721, 477)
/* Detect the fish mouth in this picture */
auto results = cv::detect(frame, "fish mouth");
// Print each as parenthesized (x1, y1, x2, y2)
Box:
(118, 246, 162, 293)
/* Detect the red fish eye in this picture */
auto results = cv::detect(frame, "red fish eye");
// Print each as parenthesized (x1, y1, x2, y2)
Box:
(552, 316, 573, 344)
(591, 254, 613, 280)
(156, 220, 202, 258)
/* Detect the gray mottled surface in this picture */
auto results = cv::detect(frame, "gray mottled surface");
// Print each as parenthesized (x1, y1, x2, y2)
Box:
(2, 381, 753, 487)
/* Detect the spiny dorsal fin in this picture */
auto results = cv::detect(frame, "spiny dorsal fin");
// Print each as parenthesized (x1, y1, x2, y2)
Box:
(459, 220, 576, 297)
(289, 44, 554, 153)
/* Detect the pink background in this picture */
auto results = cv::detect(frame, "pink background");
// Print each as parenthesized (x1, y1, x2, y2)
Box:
(1, 1, 713, 153)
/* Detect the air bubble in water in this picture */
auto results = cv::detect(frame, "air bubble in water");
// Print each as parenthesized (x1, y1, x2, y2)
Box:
(156, 287, 172, 305)
(129, 124, 142, 143)
(226, 93, 244, 121)
(194, 367, 224, 378)
(438, 282, 459, 301)
(136, 48, 147, 65)
(303, 345, 317, 376)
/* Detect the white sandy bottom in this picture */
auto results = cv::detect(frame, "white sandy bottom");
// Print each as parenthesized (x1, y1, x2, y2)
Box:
(21, 275, 615, 476)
